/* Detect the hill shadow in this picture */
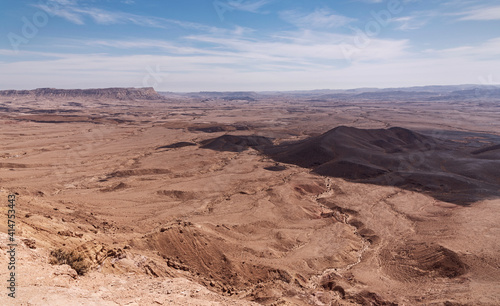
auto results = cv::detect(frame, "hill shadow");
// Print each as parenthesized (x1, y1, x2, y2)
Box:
(199, 126, 500, 205)
(199, 135, 273, 152)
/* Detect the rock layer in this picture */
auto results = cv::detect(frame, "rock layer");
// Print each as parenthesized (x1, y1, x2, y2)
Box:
(0, 87, 163, 100)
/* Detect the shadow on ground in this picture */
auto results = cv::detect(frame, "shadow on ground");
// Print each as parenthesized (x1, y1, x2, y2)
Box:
(196, 126, 500, 205)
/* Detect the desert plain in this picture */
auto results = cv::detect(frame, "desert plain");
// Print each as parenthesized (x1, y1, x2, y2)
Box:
(0, 87, 500, 305)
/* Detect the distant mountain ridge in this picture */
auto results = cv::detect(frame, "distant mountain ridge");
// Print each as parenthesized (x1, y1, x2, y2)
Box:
(159, 85, 500, 101)
(0, 87, 163, 100)
(2, 85, 498, 101)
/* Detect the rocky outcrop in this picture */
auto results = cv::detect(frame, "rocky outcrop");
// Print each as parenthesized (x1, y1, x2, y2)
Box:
(0, 87, 163, 100)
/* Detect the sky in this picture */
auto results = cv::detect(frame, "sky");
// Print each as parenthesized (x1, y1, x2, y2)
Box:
(0, 0, 499, 92)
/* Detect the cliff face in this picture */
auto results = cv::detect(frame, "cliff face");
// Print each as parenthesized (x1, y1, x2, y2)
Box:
(0, 87, 163, 100)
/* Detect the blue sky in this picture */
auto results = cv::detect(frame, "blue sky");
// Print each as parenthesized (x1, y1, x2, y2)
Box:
(1, 0, 499, 91)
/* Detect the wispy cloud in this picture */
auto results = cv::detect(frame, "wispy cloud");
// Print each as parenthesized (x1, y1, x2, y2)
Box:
(4, 0, 500, 91)
(227, 0, 271, 13)
(184, 29, 409, 64)
(424, 37, 500, 59)
(35, 1, 159, 26)
(83, 39, 234, 56)
(2, 40, 498, 91)
(392, 10, 435, 30)
(36, 1, 85, 24)
(280, 8, 356, 29)
(457, 5, 500, 21)
(34, 0, 216, 31)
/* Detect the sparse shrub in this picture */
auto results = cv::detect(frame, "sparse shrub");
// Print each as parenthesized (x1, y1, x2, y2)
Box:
(49, 249, 90, 275)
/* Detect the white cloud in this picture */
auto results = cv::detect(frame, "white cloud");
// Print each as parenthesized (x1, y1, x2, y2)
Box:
(2, 47, 499, 91)
(457, 5, 500, 21)
(424, 37, 500, 59)
(35, 1, 159, 26)
(227, 0, 270, 13)
(34, 0, 216, 31)
(4, 1, 500, 91)
(84, 39, 236, 56)
(50, 0, 79, 5)
(0, 27, 415, 91)
(393, 15, 429, 30)
(280, 8, 356, 29)
(354, 0, 384, 3)
(184, 29, 409, 63)
(36, 2, 85, 24)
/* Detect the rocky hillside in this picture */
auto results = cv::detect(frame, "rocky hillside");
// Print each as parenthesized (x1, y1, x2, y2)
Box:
(258, 126, 500, 205)
(0, 87, 163, 100)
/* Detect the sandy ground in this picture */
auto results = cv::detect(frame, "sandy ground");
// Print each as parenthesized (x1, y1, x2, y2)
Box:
(0, 94, 499, 305)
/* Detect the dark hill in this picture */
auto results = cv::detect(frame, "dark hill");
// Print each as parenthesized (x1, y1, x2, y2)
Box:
(265, 126, 437, 169)
(198, 127, 500, 205)
(200, 135, 273, 152)
(264, 126, 500, 205)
